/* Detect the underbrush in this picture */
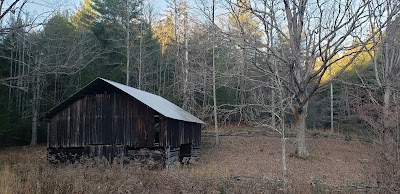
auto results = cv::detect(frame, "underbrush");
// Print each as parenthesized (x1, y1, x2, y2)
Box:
(375, 160, 400, 193)
(0, 161, 347, 194)
(0, 138, 384, 194)
(0, 146, 282, 194)
(373, 144, 400, 194)
(0, 159, 283, 194)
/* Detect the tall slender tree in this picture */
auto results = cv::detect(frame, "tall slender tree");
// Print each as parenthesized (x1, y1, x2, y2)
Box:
(91, 0, 143, 86)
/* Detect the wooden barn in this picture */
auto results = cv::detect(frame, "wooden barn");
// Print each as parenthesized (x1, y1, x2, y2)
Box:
(44, 78, 204, 165)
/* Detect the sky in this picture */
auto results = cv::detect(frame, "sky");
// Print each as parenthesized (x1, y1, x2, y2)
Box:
(17, 0, 214, 26)
(11, 0, 218, 32)
(6, 0, 79, 25)
(26, 0, 169, 16)
(26, 0, 78, 14)
(1, 0, 171, 31)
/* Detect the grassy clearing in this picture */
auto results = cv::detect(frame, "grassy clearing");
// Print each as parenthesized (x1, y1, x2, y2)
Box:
(0, 155, 278, 193)
(0, 136, 382, 193)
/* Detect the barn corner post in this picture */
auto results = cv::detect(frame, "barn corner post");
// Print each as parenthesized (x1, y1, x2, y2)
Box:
(165, 146, 171, 168)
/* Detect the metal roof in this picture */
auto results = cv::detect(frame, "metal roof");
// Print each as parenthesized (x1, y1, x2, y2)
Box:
(45, 78, 205, 124)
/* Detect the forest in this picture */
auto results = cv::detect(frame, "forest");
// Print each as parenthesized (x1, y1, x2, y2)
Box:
(0, 0, 400, 192)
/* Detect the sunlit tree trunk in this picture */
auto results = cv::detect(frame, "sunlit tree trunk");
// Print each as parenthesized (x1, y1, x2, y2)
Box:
(293, 102, 309, 157)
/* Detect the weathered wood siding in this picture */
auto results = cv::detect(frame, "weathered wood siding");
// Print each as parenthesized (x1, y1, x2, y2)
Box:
(48, 93, 158, 149)
(166, 119, 201, 148)
(159, 115, 167, 147)
(166, 119, 179, 148)
(192, 122, 201, 146)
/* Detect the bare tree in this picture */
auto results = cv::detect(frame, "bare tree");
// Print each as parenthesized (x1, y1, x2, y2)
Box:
(0, 0, 29, 89)
(230, 0, 399, 157)
(380, 13, 400, 130)
(364, 1, 400, 160)
(195, 0, 224, 144)
(272, 65, 291, 191)
(91, 0, 143, 86)
(1, 12, 103, 145)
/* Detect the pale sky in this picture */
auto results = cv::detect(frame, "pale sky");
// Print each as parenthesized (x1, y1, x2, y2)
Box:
(23, 0, 169, 19)
(50, 0, 168, 14)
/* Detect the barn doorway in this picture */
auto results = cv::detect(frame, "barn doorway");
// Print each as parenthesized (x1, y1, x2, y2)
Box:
(154, 114, 160, 146)
(179, 143, 192, 164)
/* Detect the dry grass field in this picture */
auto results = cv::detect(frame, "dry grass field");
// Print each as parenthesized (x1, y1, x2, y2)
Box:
(0, 134, 385, 193)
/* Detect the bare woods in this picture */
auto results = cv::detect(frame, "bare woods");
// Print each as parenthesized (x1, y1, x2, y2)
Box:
(0, 0, 400, 193)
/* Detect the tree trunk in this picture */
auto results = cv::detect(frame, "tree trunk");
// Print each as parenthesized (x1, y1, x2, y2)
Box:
(330, 65, 334, 133)
(182, 0, 189, 109)
(213, 48, 218, 144)
(383, 84, 395, 160)
(271, 88, 276, 129)
(212, 0, 219, 145)
(238, 37, 246, 126)
(138, 22, 143, 89)
(173, 0, 180, 103)
(395, 94, 400, 162)
(125, 1, 131, 86)
(383, 84, 393, 145)
(31, 69, 40, 146)
(383, 85, 391, 129)
(281, 121, 287, 190)
(293, 104, 309, 158)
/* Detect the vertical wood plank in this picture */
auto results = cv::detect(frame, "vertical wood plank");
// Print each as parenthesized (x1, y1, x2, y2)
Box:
(75, 99, 81, 147)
